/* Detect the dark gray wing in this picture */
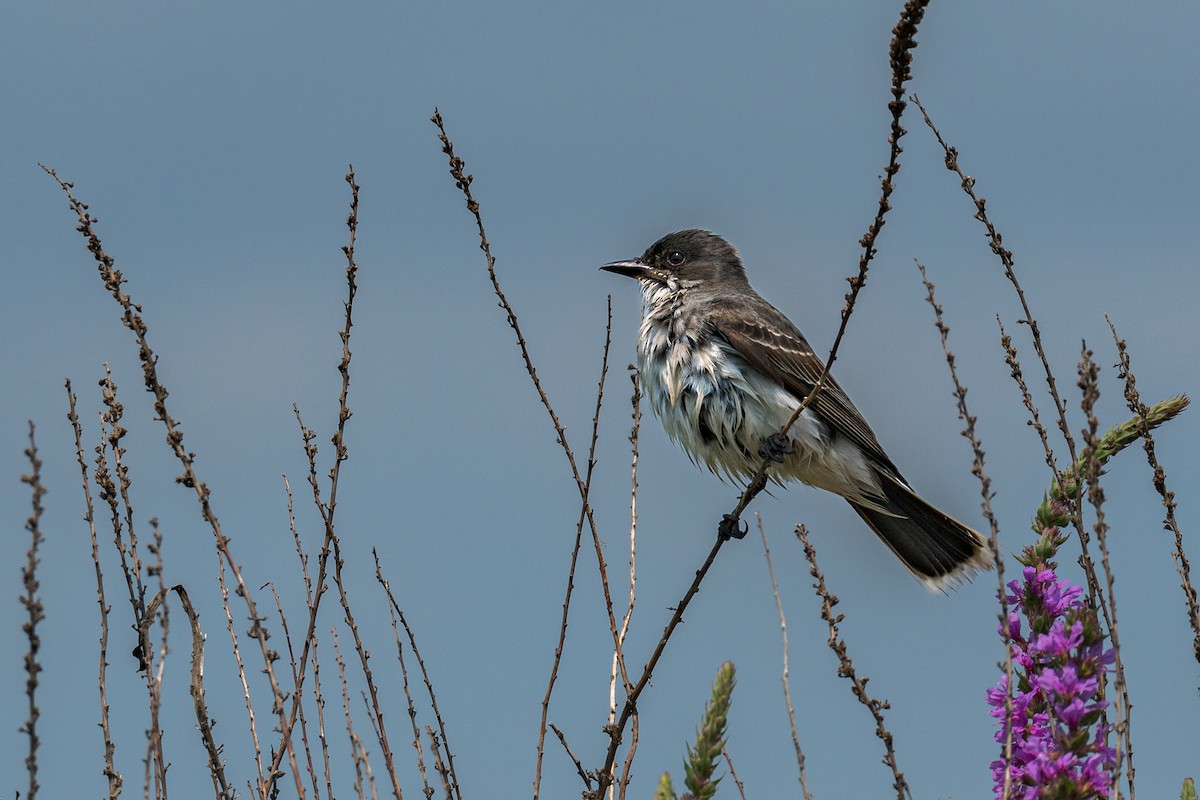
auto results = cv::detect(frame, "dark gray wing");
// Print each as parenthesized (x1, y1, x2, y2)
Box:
(708, 296, 902, 478)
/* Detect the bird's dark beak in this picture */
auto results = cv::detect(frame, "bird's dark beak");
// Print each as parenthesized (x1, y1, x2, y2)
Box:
(600, 259, 651, 280)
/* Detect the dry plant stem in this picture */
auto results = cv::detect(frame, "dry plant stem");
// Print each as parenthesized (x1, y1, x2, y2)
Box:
(432, 112, 630, 696)
(217, 546, 267, 791)
(95, 371, 146, 627)
(102, 365, 149, 620)
(360, 693, 386, 800)
(270, 584, 314, 800)
(145, 520, 170, 800)
(311, 635, 335, 800)
(615, 367, 642, 800)
(281, 477, 324, 799)
(549, 723, 591, 788)
(1107, 319, 1200, 666)
(96, 371, 170, 794)
(42, 166, 292, 794)
(617, 715, 638, 800)
(721, 748, 748, 800)
(533, 301, 614, 800)
(380, 574, 435, 800)
(592, 534, 728, 799)
(138, 585, 233, 799)
(99, 367, 149, 633)
(432, 111, 632, 798)
(1078, 346, 1134, 798)
(912, 101, 1112, 614)
(68, 382, 124, 799)
(334, 538, 402, 800)
(997, 318, 1057, 476)
(374, 551, 460, 799)
(20, 422, 46, 800)
(333, 628, 371, 800)
(757, 516, 812, 800)
(427, 727, 454, 800)
(285, 475, 315, 606)
(295, 409, 404, 800)
(916, 263, 1015, 798)
(270, 167, 365, 793)
(796, 524, 910, 800)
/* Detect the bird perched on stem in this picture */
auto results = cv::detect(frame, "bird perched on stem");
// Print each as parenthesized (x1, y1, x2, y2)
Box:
(601, 229, 992, 591)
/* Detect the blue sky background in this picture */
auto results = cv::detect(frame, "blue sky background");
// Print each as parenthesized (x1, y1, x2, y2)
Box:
(2, 2, 1198, 797)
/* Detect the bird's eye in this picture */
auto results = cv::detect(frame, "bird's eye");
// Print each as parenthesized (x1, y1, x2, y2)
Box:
(667, 250, 685, 266)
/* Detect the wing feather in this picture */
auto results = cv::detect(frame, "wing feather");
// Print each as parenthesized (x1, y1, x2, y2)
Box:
(709, 297, 902, 478)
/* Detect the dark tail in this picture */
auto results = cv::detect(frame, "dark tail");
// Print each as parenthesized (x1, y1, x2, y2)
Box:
(848, 472, 993, 592)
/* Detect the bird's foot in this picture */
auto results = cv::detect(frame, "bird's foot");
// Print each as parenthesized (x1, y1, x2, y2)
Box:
(719, 514, 748, 540)
(759, 432, 796, 463)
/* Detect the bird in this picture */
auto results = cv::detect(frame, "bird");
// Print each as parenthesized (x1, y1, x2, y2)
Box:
(600, 229, 993, 591)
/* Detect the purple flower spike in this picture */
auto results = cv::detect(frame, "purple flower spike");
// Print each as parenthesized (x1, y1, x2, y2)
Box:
(987, 559, 1117, 798)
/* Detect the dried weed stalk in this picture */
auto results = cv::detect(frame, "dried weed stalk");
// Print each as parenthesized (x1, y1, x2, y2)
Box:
(916, 262, 1015, 797)
(137, 584, 233, 799)
(1108, 319, 1199, 668)
(20, 422, 47, 800)
(67, 381, 123, 798)
(757, 516, 812, 800)
(796, 524, 910, 800)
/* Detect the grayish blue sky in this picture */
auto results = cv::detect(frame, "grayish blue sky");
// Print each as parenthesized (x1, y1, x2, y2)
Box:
(3, 2, 1198, 797)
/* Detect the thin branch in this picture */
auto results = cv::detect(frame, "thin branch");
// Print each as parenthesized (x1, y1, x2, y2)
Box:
(68, 381, 124, 799)
(757, 516, 811, 800)
(383, 583, 434, 800)
(137, 585, 233, 800)
(144, 519, 170, 800)
(333, 628, 371, 800)
(311, 633, 335, 800)
(270, 584, 313, 800)
(1078, 344, 1133, 798)
(20, 421, 46, 800)
(374, 551, 460, 799)
(295, 406, 403, 800)
(996, 318, 1058, 476)
(432, 112, 630, 705)
(1107, 318, 1199, 669)
(535, 299, 615, 800)
(916, 262, 1014, 798)
(94, 367, 145, 629)
(426, 727, 454, 800)
(616, 367, 642, 800)
(216, 545, 265, 792)
(548, 723, 591, 790)
(796, 524, 910, 800)
(721, 748, 748, 800)
(270, 166, 367, 794)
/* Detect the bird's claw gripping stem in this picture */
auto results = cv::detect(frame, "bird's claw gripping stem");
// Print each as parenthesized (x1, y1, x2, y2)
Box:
(719, 514, 748, 540)
(759, 432, 796, 463)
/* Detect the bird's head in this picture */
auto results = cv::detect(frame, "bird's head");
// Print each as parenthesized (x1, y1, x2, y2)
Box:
(600, 229, 747, 291)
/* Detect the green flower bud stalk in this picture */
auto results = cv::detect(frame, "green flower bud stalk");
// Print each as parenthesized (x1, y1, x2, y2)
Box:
(654, 771, 677, 800)
(683, 661, 736, 800)
(1025, 395, 1188, 565)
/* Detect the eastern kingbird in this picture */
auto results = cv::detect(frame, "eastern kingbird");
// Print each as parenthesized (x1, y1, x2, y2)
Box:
(601, 229, 993, 591)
